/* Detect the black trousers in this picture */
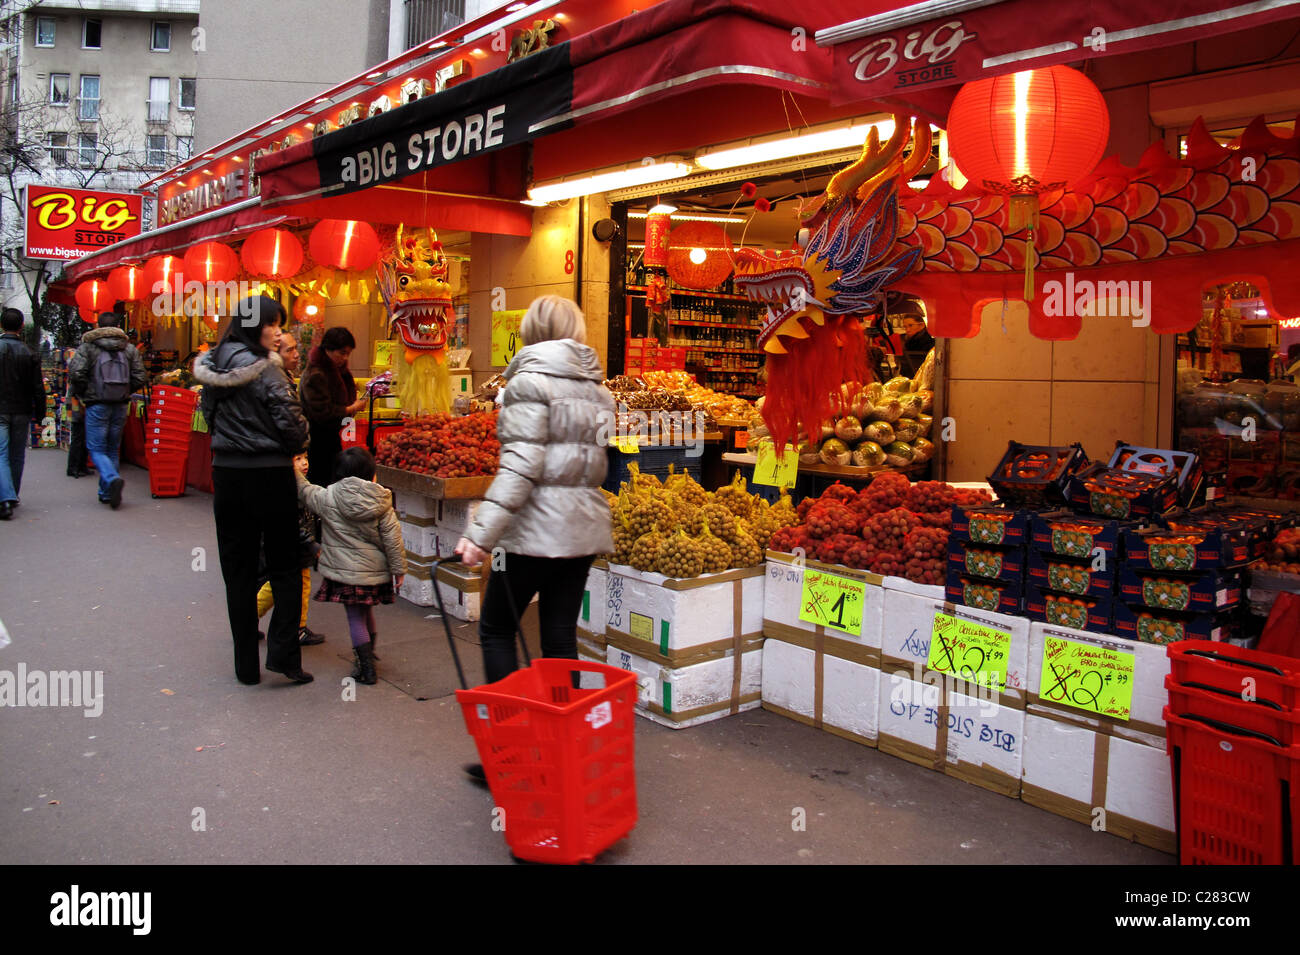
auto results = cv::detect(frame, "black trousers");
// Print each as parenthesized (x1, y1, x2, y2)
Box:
(307, 418, 342, 486)
(479, 553, 594, 684)
(66, 416, 88, 474)
(213, 465, 302, 683)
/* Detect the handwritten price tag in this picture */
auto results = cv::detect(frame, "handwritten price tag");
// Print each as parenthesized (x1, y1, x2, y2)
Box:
(613, 436, 640, 454)
(799, 571, 865, 635)
(753, 442, 798, 488)
(373, 339, 397, 369)
(928, 612, 1010, 692)
(1040, 635, 1135, 721)
(490, 310, 526, 366)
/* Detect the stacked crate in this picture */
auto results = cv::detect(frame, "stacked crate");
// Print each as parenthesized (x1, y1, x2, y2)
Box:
(145, 386, 197, 497)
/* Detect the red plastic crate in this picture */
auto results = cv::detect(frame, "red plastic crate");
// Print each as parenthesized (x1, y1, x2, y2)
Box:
(457, 660, 637, 864)
(147, 437, 193, 455)
(1168, 640, 1300, 711)
(151, 385, 199, 406)
(145, 420, 193, 439)
(1164, 708, 1297, 865)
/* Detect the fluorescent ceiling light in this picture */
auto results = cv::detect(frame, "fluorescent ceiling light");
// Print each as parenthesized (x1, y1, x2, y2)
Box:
(529, 161, 693, 202)
(628, 211, 744, 224)
(520, 198, 548, 207)
(696, 118, 895, 170)
(648, 203, 677, 215)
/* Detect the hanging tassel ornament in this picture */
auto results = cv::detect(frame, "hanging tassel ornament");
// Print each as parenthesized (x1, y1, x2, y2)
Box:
(1008, 194, 1040, 300)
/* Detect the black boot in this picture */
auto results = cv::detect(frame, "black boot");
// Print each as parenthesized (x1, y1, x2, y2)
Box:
(352, 643, 377, 685)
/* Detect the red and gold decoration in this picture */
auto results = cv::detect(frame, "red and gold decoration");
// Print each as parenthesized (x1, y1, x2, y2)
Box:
(76, 278, 113, 314)
(667, 222, 734, 290)
(733, 116, 930, 448)
(310, 219, 381, 272)
(142, 255, 184, 295)
(183, 241, 239, 284)
(643, 212, 672, 269)
(946, 65, 1110, 303)
(375, 224, 456, 415)
(241, 228, 304, 279)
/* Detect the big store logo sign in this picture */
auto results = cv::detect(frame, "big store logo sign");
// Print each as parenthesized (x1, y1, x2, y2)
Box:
(845, 19, 978, 90)
(23, 184, 143, 261)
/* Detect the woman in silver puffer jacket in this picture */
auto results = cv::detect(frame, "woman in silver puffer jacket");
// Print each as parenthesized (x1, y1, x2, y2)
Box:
(455, 295, 615, 685)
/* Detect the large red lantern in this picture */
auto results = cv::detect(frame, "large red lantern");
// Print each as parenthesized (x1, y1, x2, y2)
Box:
(666, 222, 734, 290)
(293, 291, 327, 325)
(241, 228, 304, 278)
(76, 278, 113, 313)
(947, 65, 1110, 301)
(643, 213, 671, 269)
(309, 219, 380, 271)
(143, 255, 184, 295)
(107, 265, 146, 302)
(184, 241, 239, 284)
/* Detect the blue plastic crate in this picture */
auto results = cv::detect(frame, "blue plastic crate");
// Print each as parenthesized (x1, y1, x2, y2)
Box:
(603, 445, 689, 492)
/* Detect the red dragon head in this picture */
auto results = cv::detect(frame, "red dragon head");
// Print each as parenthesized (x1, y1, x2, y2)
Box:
(377, 224, 454, 361)
(733, 116, 930, 448)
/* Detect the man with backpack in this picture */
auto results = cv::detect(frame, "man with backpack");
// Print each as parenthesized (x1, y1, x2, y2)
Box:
(0, 307, 45, 520)
(69, 312, 147, 509)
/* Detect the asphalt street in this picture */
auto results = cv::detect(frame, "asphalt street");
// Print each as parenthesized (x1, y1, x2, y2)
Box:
(0, 449, 1170, 865)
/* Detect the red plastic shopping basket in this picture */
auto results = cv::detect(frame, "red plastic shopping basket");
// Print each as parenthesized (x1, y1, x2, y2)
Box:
(1164, 707, 1298, 865)
(457, 659, 638, 864)
(1168, 640, 1300, 711)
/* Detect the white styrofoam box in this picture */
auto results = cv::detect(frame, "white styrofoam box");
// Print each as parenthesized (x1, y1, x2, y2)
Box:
(880, 591, 1031, 702)
(577, 634, 605, 664)
(398, 574, 438, 607)
(578, 563, 608, 637)
(1021, 711, 1175, 852)
(1026, 622, 1170, 746)
(437, 499, 483, 535)
(761, 638, 880, 744)
(451, 370, 473, 396)
(396, 493, 439, 521)
(607, 643, 762, 730)
(398, 563, 481, 620)
(878, 673, 1025, 797)
(882, 576, 947, 601)
(604, 564, 764, 658)
(762, 555, 884, 648)
(400, 521, 462, 560)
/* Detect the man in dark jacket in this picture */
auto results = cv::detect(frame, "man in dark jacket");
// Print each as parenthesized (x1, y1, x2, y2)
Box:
(0, 307, 45, 519)
(895, 297, 936, 380)
(68, 312, 148, 509)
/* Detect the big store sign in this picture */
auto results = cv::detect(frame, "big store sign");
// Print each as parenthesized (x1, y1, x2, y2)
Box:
(23, 184, 143, 261)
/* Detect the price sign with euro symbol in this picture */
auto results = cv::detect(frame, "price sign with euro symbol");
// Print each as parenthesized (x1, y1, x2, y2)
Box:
(1040, 634, 1135, 720)
(928, 612, 1010, 692)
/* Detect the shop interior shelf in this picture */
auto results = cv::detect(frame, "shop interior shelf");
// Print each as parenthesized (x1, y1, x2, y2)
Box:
(670, 320, 758, 329)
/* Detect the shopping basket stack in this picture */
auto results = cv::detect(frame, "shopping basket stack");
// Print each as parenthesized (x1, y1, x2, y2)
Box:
(1165, 640, 1300, 864)
(145, 385, 198, 497)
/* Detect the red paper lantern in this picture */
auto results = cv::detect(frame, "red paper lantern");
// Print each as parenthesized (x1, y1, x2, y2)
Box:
(78, 307, 98, 325)
(293, 291, 327, 325)
(184, 241, 239, 284)
(309, 219, 380, 271)
(241, 228, 304, 278)
(143, 255, 184, 295)
(666, 222, 734, 290)
(947, 65, 1109, 305)
(643, 213, 672, 270)
(76, 278, 113, 313)
(107, 265, 146, 302)
(947, 65, 1109, 197)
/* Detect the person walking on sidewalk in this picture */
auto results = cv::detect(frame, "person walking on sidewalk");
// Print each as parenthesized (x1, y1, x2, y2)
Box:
(299, 327, 365, 487)
(64, 381, 90, 478)
(68, 313, 146, 510)
(193, 296, 312, 686)
(296, 446, 405, 685)
(0, 307, 45, 520)
(454, 295, 615, 680)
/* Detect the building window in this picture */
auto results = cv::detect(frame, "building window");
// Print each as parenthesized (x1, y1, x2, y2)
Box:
(78, 132, 97, 168)
(146, 134, 168, 167)
(78, 75, 99, 120)
(404, 0, 466, 51)
(178, 77, 195, 111)
(46, 131, 70, 166)
(35, 17, 56, 48)
(176, 135, 193, 161)
(151, 21, 171, 52)
(83, 18, 101, 49)
(49, 73, 70, 105)
(148, 76, 169, 122)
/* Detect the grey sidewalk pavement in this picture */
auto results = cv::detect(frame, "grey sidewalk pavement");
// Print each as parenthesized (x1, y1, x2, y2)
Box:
(0, 450, 1170, 864)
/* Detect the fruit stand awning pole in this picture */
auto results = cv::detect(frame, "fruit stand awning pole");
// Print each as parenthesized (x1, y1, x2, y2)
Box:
(817, 0, 1300, 105)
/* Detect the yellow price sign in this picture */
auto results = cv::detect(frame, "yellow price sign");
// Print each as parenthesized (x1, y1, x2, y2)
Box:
(753, 442, 798, 488)
(491, 309, 526, 366)
(1039, 635, 1135, 721)
(614, 436, 640, 454)
(928, 612, 1011, 692)
(799, 570, 865, 635)
(373, 339, 397, 369)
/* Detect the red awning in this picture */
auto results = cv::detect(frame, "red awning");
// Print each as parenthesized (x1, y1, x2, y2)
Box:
(60, 199, 296, 283)
(819, 0, 1300, 104)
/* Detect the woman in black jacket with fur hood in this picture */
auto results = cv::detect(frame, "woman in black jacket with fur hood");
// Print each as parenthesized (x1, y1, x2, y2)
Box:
(193, 296, 313, 685)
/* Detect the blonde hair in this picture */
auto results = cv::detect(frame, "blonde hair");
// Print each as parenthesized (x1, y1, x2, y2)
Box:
(520, 295, 587, 346)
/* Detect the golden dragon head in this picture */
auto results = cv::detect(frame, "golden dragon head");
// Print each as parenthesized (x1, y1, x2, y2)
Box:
(377, 224, 455, 360)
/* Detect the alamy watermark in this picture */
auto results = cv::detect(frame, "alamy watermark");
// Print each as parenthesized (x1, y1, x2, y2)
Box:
(0, 664, 103, 717)
(1041, 273, 1152, 327)
(151, 277, 264, 324)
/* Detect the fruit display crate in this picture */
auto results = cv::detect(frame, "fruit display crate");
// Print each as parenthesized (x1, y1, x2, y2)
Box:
(374, 465, 495, 500)
(987, 441, 1088, 508)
